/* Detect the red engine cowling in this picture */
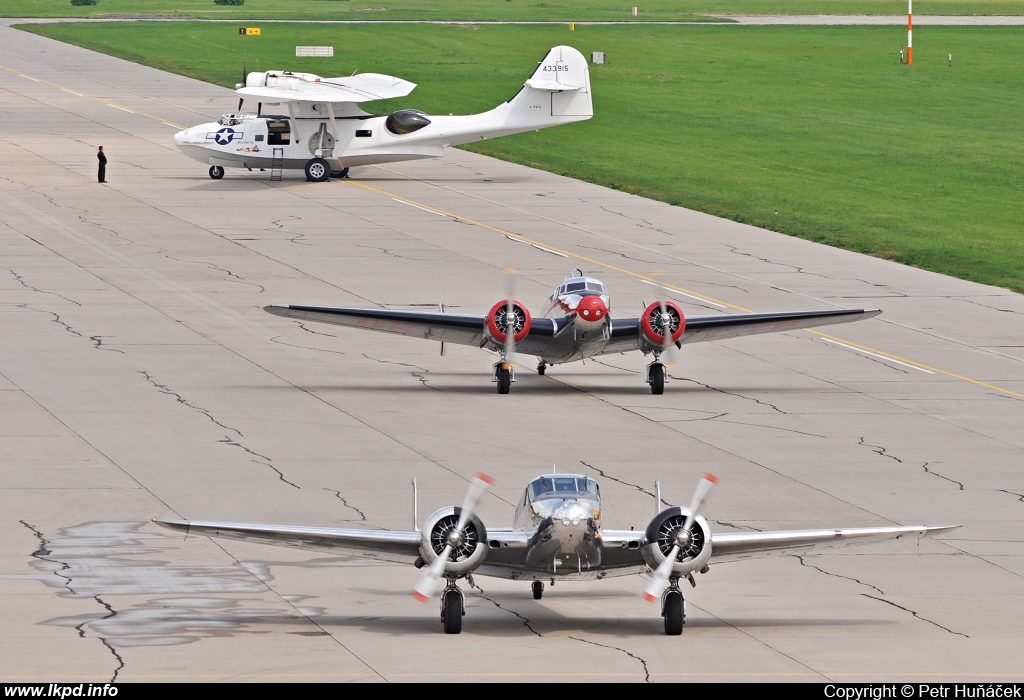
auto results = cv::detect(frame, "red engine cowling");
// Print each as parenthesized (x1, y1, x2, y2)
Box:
(486, 300, 532, 344)
(641, 301, 685, 347)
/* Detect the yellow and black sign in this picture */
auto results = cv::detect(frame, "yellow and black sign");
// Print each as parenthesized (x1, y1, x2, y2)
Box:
(238, 27, 261, 36)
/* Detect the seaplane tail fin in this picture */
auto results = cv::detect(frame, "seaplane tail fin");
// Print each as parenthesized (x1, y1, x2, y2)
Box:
(507, 45, 593, 122)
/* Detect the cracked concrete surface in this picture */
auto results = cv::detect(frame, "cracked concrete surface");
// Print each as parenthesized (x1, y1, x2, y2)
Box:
(1, 24, 1022, 681)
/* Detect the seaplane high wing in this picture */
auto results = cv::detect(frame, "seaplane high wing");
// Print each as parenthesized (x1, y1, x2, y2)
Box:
(263, 272, 882, 394)
(173, 45, 592, 182)
(156, 473, 958, 635)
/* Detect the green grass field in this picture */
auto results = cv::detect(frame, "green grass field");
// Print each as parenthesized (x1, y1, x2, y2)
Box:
(5, 0, 1024, 20)
(17, 22, 1024, 293)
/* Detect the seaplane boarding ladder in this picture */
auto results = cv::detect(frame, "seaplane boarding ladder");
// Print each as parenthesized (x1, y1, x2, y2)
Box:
(270, 148, 284, 181)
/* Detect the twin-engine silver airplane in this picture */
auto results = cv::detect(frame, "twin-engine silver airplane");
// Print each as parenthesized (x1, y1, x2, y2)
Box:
(157, 473, 957, 635)
(173, 45, 592, 182)
(264, 272, 882, 394)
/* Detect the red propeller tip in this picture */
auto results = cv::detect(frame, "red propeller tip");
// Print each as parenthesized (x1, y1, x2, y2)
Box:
(476, 472, 495, 486)
(412, 591, 430, 603)
(703, 473, 720, 485)
(642, 592, 658, 603)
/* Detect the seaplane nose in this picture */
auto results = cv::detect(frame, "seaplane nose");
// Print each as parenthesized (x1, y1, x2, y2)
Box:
(575, 295, 607, 324)
(173, 129, 187, 146)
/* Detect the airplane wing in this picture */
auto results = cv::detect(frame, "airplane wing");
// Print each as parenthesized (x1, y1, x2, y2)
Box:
(597, 308, 882, 356)
(600, 524, 957, 570)
(155, 519, 422, 564)
(237, 73, 416, 104)
(264, 304, 563, 353)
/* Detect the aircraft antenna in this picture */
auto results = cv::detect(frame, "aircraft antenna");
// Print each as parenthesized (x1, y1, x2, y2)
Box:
(412, 477, 419, 531)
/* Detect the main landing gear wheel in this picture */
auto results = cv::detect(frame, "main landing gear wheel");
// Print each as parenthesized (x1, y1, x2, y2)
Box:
(496, 365, 512, 394)
(648, 363, 665, 395)
(442, 588, 464, 634)
(208, 165, 225, 180)
(330, 167, 350, 179)
(304, 157, 330, 182)
(532, 581, 544, 600)
(663, 589, 684, 635)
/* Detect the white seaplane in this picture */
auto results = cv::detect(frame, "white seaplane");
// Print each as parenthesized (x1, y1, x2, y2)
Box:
(157, 472, 957, 635)
(173, 45, 592, 181)
(264, 271, 882, 394)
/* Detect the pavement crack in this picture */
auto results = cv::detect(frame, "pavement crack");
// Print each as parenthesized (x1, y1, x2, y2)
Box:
(792, 554, 885, 595)
(353, 244, 421, 261)
(713, 520, 762, 532)
(860, 594, 969, 637)
(93, 596, 124, 683)
(469, 583, 542, 637)
(997, 489, 1024, 503)
(19, 520, 74, 593)
(217, 438, 300, 490)
(588, 358, 640, 374)
(568, 636, 650, 682)
(270, 336, 346, 355)
(952, 296, 1022, 314)
(857, 438, 903, 463)
(17, 305, 123, 352)
(139, 371, 242, 438)
(725, 245, 831, 280)
(921, 462, 965, 490)
(297, 322, 337, 337)
(578, 460, 659, 502)
(323, 488, 368, 522)
(163, 254, 265, 293)
(6, 269, 81, 305)
(672, 376, 788, 414)
(89, 335, 125, 353)
(361, 353, 439, 391)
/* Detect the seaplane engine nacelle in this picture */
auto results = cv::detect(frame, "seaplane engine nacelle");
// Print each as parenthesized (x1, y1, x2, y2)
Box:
(419, 507, 489, 575)
(642, 507, 713, 576)
(485, 300, 532, 346)
(641, 301, 686, 348)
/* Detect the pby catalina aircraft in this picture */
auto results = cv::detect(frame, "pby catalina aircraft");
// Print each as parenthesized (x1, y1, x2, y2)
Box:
(173, 45, 592, 181)
(264, 272, 882, 394)
(157, 473, 957, 635)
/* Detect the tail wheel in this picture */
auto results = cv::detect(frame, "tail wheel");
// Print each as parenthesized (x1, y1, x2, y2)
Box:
(497, 365, 511, 394)
(649, 363, 665, 395)
(209, 165, 225, 180)
(442, 589, 463, 634)
(532, 581, 544, 600)
(305, 158, 329, 182)
(664, 590, 684, 635)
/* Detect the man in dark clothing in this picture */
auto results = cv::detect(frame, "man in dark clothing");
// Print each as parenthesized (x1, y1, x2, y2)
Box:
(97, 146, 107, 183)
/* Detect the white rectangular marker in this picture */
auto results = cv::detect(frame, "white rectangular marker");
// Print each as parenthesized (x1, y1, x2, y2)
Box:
(392, 198, 445, 216)
(640, 279, 727, 309)
(21, 75, 40, 82)
(822, 338, 933, 373)
(61, 89, 83, 96)
(109, 105, 132, 113)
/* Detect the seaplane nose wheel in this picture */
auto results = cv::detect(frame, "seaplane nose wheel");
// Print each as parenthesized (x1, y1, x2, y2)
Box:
(304, 158, 330, 183)
(208, 165, 225, 180)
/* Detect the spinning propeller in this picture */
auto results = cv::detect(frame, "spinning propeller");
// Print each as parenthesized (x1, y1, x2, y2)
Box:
(237, 59, 247, 113)
(412, 472, 495, 602)
(642, 473, 718, 603)
(503, 269, 519, 359)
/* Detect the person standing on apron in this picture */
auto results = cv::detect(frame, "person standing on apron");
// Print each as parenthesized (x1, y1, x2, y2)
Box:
(97, 146, 107, 183)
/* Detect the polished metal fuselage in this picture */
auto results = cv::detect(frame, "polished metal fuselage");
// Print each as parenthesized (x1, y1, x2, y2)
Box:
(535, 278, 613, 364)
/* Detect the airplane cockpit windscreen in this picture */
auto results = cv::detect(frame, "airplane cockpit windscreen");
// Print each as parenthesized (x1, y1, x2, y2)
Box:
(529, 476, 600, 501)
(558, 279, 605, 296)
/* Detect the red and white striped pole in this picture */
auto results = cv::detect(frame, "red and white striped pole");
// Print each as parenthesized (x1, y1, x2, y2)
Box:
(907, 0, 913, 65)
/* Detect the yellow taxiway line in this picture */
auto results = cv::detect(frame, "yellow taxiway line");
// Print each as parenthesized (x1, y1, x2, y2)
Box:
(4, 63, 1021, 400)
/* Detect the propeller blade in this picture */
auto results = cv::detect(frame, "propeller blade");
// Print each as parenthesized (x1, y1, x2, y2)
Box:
(413, 544, 451, 602)
(659, 300, 671, 351)
(643, 543, 679, 603)
(503, 269, 518, 358)
(411, 472, 494, 603)
(642, 473, 718, 603)
(682, 473, 718, 534)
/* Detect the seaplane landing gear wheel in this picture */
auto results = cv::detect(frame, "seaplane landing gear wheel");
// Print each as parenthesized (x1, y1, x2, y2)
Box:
(663, 589, 684, 635)
(305, 158, 330, 182)
(442, 588, 464, 634)
(330, 167, 350, 179)
(532, 581, 544, 600)
(649, 363, 665, 395)
(208, 165, 225, 180)
(496, 365, 512, 394)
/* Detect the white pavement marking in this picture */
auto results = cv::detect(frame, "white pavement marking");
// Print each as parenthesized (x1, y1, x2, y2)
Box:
(822, 338, 934, 373)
